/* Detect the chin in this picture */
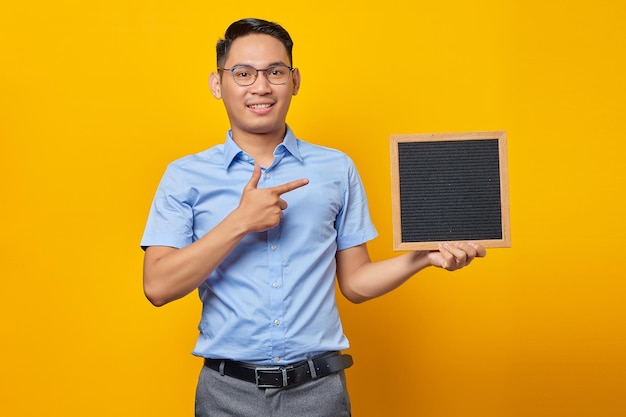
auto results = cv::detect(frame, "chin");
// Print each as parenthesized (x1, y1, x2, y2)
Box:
(247, 122, 285, 135)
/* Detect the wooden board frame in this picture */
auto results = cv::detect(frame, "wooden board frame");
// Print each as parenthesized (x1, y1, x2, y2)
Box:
(390, 131, 511, 251)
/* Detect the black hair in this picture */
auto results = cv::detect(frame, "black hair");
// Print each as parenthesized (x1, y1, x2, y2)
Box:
(216, 18, 294, 67)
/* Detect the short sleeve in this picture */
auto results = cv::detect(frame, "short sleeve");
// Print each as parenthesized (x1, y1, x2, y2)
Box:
(140, 163, 195, 250)
(334, 156, 378, 250)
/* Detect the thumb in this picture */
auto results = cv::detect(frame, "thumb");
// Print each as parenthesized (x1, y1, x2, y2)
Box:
(245, 163, 262, 190)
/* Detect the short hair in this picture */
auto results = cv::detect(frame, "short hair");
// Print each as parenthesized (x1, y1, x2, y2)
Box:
(216, 18, 294, 68)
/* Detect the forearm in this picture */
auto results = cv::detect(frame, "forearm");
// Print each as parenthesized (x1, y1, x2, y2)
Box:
(143, 211, 249, 306)
(338, 250, 433, 304)
(337, 242, 486, 304)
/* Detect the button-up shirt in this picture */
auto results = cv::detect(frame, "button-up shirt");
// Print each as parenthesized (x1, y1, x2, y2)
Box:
(141, 126, 378, 365)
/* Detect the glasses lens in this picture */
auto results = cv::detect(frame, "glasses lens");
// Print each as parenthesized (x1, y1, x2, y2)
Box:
(231, 66, 257, 86)
(265, 65, 291, 85)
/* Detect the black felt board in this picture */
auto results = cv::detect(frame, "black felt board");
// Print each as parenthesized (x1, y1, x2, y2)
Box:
(390, 132, 510, 250)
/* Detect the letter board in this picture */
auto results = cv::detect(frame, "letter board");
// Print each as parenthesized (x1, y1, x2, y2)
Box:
(390, 131, 511, 250)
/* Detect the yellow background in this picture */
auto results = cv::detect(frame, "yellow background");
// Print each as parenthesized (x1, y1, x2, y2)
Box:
(1, 1, 625, 416)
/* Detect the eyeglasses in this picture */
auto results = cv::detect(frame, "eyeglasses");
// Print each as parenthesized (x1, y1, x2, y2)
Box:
(218, 64, 295, 86)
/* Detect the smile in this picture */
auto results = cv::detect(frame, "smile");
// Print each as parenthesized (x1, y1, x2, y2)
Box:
(247, 103, 273, 109)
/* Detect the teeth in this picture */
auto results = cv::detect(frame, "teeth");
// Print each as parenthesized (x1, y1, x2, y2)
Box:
(249, 104, 272, 109)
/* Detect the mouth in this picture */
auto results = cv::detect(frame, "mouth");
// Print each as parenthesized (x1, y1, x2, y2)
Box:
(247, 103, 274, 110)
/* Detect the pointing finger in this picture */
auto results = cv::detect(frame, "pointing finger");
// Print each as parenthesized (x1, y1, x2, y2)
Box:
(271, 178, 310, 196)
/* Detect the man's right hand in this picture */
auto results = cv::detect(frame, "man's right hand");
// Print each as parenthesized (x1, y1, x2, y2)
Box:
(236, 163, 309, 232)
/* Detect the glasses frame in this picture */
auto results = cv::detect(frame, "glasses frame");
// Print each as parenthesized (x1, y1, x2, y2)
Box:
(217, 64, 295, 86)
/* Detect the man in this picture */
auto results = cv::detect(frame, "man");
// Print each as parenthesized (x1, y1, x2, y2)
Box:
(141, 18, 486, 417)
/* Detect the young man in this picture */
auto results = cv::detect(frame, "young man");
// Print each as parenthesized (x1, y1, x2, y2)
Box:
(141, 18, 486, 417)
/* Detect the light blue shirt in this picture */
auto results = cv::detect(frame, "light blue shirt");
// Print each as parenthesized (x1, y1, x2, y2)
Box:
(141, 126, 378, 365)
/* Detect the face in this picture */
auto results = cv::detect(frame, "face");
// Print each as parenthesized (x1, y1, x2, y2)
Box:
(210, 34, 300, 139)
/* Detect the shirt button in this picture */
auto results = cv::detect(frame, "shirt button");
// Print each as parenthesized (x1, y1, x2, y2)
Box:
(243, 154, 250, 160)
(273, 357, 280, 362)
(274, 319, 280, 326)
(272, 282, 279, 288)
(265, 173, 271, 179)
(270, 245, 277, 251)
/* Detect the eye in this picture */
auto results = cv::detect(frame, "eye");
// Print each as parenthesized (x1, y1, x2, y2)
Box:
(268, 66, 286, 77)
(233, 67, 254, 78)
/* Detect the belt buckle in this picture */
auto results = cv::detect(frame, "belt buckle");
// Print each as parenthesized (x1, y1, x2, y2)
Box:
(254, 366, 288, 388)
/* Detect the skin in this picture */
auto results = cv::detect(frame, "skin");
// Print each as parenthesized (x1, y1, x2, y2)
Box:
(143, 33, 485, 307)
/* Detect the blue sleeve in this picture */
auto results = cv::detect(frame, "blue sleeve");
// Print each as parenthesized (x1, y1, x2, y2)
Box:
(140, 163, 195, 250)
(335, 156, 378, 251)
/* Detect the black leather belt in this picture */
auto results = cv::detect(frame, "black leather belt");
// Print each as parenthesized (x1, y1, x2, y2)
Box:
(204, 351, 353, 388)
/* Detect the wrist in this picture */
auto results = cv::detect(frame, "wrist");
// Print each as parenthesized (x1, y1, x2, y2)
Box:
(408, 250, 433, 269)
(222, 208, 254, 238)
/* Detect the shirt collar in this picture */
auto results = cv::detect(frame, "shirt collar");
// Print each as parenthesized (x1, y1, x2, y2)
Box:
(222, 125, 303, 168)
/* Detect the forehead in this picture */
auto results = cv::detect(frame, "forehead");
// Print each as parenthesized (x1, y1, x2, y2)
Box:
(225, 34, 290, 67)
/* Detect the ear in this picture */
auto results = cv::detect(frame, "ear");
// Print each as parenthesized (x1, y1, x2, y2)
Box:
(209, 72, 222, 99)
(291, 68, 301, 96)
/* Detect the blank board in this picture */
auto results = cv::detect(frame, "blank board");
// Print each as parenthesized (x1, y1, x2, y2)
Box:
(390, 131, 511, 250)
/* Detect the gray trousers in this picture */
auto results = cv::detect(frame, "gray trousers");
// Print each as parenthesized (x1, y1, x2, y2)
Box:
(195, 365, 352, 417)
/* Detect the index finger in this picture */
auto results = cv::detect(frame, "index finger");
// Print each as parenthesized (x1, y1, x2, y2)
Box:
(468, 242, 487, 257)
(270, 178, 309, 196)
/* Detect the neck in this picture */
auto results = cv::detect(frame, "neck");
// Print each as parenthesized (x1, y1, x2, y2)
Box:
(231, 126, 286, 167)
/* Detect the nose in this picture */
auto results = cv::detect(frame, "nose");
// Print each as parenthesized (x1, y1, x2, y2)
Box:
(249, 70, 272, 93)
